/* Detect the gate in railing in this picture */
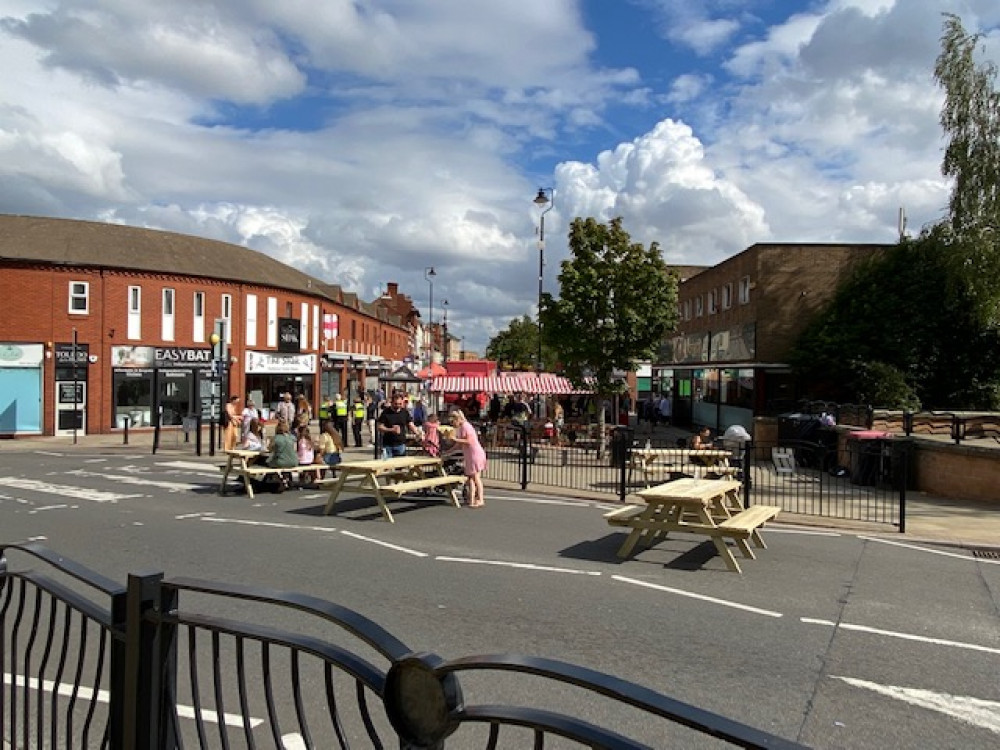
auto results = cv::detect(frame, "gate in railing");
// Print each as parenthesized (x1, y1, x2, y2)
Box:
(2, 543, 804, 749)
(482, 423, 905, 530)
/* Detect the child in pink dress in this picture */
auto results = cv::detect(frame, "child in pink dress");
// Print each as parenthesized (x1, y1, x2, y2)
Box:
(448, 410, 487, 507)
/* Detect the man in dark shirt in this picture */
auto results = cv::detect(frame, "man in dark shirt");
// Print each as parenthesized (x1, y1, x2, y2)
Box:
(377, 391, 418, 458)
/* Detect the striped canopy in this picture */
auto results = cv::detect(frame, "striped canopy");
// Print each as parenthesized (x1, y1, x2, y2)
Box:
(430, 374, 589, 395)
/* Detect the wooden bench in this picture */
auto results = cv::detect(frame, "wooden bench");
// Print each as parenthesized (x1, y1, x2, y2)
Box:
(218, 463, 327, 498)
(603, 505, 646, 527)
(379, 475, 467, 504)
(717, 505, 781, 554)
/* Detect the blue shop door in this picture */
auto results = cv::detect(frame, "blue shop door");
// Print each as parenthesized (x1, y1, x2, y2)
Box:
(0, 368, 42, 433)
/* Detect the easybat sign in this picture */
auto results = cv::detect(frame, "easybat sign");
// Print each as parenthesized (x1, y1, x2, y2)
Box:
(154, 347, 213, 365)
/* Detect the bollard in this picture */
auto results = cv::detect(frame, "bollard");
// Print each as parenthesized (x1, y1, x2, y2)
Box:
(195, 415, 203, 456)
(123, 415, 130, 445)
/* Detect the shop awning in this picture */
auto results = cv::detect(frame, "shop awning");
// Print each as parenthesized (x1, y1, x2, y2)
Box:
(430, 374, 589, 395)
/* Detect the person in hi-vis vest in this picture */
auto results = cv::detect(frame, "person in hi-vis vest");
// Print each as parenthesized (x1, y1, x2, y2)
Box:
(333, 394, 349, 444)
(351, 398, 366, 447)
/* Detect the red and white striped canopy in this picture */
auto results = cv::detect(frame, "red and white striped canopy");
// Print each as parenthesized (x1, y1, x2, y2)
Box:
(430, 374, 589, 395)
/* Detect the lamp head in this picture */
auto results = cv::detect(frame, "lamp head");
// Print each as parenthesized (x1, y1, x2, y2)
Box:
(210, 332, 221, 346)
(533, 188, 550, 206)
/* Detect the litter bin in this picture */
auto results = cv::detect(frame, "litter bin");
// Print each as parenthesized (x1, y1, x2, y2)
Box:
(847, 430, 893, 486)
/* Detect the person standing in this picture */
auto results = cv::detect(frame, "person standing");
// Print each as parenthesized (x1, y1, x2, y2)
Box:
(333, 393, 349, 444)
(351, 396, 366, 447)
(241, 397, 259, 443)
(365, 394, 377, 447)
(274, 392, 295, 426)
(223, 395, 242, 451)
(377, 391, 418, 459)
(448, 410, 487, 507)
(412, 398, 426, 427)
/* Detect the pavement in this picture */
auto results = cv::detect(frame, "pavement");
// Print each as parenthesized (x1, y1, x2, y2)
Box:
(1, 425, 998, 552)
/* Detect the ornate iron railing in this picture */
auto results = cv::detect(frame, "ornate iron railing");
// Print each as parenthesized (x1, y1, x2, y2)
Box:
(2, 542, 806, 748)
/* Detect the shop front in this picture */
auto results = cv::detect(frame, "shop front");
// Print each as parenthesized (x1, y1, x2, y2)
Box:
(244, 350, 317, 416)
(0, 343, 44, 435)
(111, 346, 213, 428)
(54, 342, 89, 436)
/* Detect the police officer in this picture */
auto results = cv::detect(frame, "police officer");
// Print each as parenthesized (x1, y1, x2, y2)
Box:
(351, 397, 366, 447)
(333, 393, 349, 444)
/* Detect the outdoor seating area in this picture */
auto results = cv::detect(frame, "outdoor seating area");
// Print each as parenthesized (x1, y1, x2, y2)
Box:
(605, 477, 780, 573)
(218, 448, 334, 499)
(628, 447, 738, 486)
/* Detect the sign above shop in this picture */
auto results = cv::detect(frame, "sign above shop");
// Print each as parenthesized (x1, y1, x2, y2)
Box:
(245, 351, 316, 374)
(278, 317, 301, 353)
(0, 343, 43, 367)
(55, 343, 90, 365)
(112, 346, 213, 368)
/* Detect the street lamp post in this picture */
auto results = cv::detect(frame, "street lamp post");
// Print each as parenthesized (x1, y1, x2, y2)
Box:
(424, 266, 436, 368)
(441, 299, 449, 366)
(533, 188, 554, 373)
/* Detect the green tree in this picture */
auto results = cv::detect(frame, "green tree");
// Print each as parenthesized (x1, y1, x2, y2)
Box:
(541, 217, 678, 448)
(934, 13, 1000, 326)
(485, 315, 545, 371)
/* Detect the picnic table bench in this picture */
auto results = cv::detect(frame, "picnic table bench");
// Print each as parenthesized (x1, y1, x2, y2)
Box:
(629, 448, 738, 486)
(604, 478, 780, 573)
(322, 456, 467, 523)
(218, 449, 329, 499)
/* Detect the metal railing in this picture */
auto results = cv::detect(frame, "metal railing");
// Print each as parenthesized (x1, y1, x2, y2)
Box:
(899, 410, 1000, 445)
(2, 542, 806, 749)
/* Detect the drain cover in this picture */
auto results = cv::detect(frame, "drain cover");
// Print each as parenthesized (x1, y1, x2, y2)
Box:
(971, 549, 1000, 560)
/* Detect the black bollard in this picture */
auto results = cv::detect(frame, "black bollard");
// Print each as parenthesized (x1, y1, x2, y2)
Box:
(123, 415, 130, 445)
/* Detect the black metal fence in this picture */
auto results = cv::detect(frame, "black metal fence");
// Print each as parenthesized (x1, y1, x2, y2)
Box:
(2, 542, 805, 749)
(482, 422, 906, 530)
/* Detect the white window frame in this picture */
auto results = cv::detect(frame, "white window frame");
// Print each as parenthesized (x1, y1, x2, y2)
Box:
(69, 281, 89, 314)
(192, 292, 205, 342)
(246, 294, 258, 347)
(708, 289, 717, 314)
(162, 288, 175, 341)
(312, 305, 320, 350)
(221, 294, 233, 343)
(266, 297, 278, 347)
(722, 283, 733, 310)
(126, 286, 141, 340)
(300, 302, 309, 350)
(739, 276, 751, 304)
(695, 296, 704, 317)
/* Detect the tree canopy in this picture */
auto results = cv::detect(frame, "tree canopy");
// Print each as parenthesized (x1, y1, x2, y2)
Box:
(485, 315, 545, 371)
(540, 217, 678, 394)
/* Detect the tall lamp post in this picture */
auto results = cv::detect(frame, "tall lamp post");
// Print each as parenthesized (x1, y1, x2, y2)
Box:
(424, 266, 436, 368)
(441, 299, 449, 366)
(533, 188, 554, 373)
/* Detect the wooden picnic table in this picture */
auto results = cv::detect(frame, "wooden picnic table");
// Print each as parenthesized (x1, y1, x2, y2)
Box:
(322, 456, 467, 523)
(604, 478, 780, 573)
(629, 448, 736, 485)
(218, 448, 270, 499)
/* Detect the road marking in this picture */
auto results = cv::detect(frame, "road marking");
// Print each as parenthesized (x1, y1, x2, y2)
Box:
(175, 511, 217, 519)
(82, 458, 108, 463)
(766, 527, 840, 537)
(35, 451, 64, 457)
(612, 575, 784, 618)
(158, 460, 222, 476)
(30, 504, 69, 513)
(340, 531, 428, 557)
(859, 536, 1000, 564)
(801, 618, 1000, 655)
(65, 469, 201, 492)
(0, 477, 142, 503)
(3, 672, 262, 728)
(437, 556, 602, 575)
(831, 676, 1000, 735)
(200, 517, 338, 533)
(282, 733, 307, 749)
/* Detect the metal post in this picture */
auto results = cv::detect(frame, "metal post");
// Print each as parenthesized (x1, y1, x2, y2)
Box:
(519, 423, 529, 490)
(72, 328, 79, 444)
(533, 188, 553, 374)
(123, 415, 130, 445)
(195, 415, 203, 456)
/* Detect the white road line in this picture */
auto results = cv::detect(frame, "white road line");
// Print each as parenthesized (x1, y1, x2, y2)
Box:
(200, 517, 338, 533)
(35, 451, 64, 457)
(175, 511, 217, 519)
(0, 477, 142, 503)
(859, 535, 1000, 564)
(82, 458, 108, 463)
(30, 504, 69, 513)
(66, 469, 201, 492)
(282, 733, 307, 749)
(437, 556, 602, 575)
(3, 672, 262, 728)
(340, 531, 428, 557)
(830, 676, 1000, 735)
(801, 618, 1000, 655)
(766, 527, 841, 537)
(612, 575, 784, 618)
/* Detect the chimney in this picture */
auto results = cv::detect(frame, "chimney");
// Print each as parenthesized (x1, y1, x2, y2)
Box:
(387, 282, 399, 295)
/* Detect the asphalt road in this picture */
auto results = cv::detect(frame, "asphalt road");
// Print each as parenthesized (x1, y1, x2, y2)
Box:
(1, 449, 998, 748)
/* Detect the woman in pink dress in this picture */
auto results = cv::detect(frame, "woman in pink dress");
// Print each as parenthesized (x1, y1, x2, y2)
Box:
(448, 410, 487, 507)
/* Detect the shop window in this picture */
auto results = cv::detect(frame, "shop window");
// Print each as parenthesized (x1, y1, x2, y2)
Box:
(69, 281, 89, 314)
(113, 371, 152, 428)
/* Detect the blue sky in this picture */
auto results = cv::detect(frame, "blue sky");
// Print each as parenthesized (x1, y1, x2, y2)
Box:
(1, 0, 999, 355)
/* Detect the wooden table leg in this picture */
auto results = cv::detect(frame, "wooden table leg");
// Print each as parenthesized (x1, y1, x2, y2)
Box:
(372, 482, 395, 523)
(697, 507, 742, 573)
(219, 457, 234, 495)
(322, 472, 350, 515)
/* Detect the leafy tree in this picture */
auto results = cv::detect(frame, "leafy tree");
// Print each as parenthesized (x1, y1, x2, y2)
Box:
(541, 217, 678, 448)
(485, 315, 547, 371)
(934, 13, 1000, 327)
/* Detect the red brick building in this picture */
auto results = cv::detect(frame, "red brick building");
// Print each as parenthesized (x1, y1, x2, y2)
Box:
(0, 215, 413, 436)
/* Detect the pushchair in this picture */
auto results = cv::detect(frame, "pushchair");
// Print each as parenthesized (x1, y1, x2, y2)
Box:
(420, 430, 466, 497)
